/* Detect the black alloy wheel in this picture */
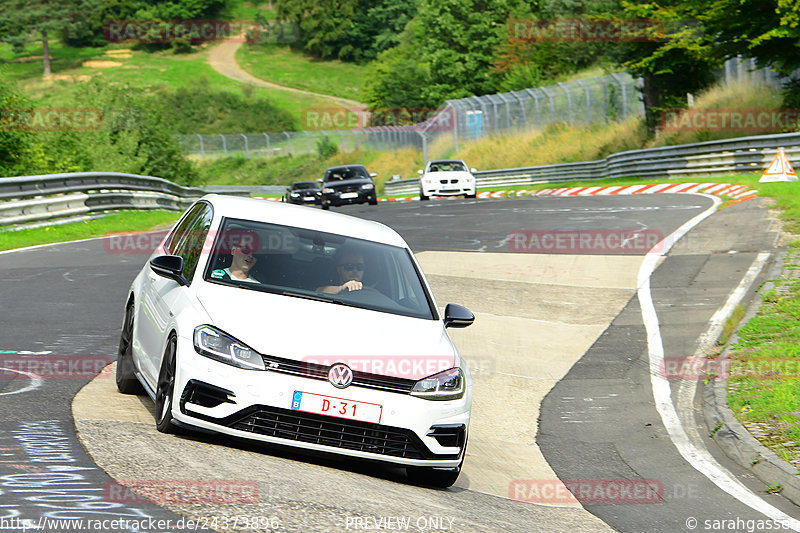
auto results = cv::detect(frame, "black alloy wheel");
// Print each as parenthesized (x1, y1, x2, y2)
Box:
(155, 335, 179, 434)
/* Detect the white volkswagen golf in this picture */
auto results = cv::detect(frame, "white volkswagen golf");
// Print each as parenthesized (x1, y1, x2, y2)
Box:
(117, 194, 474, 487)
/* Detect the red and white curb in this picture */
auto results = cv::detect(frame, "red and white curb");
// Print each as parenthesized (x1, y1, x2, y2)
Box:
(382, 182, 758, 204)
(256, 182, 758, 205)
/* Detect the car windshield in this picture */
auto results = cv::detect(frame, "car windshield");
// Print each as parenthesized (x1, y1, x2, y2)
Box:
(324, 166, 369, 182)
(293, 182, 316, 190)
(204, 218, 435, 320)
(430, 161, 466, 172)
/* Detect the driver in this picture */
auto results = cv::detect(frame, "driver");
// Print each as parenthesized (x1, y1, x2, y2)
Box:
(316, 248, 365, 294)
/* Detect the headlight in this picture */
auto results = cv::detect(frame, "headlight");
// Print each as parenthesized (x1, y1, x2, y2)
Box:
(411, 367, 464, 400)
(290, 192, 300, 197)
(322, 187, 335, 194)
(360, 183, 374, 190)
(193, 325, 265, 370)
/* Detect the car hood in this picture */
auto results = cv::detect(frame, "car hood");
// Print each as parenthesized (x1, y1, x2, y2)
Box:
(323, 178, 372, 189)
(195, 282, 456, 380)
(425, 171, 472, 178)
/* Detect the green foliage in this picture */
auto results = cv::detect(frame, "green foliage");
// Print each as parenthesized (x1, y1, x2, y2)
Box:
(1, 79, 196, 183)
(157, 84, 297, 134)
(316, 135, 339, 158)
(614, 1, 719, 134)
(64, 0, 236, 48)
(0, 0, 101, 75)
(194, 154, 326, 186)
(274, 0, 417, 62)
(363, 25, 438, 109)
(0, 75, 33, 176)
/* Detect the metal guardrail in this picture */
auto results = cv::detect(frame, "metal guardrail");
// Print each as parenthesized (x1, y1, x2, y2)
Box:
(0, 172, 292, 228)
(384, 132, 800, 196)
(0, 172, 211, 228)
(3, 131, 799, 226)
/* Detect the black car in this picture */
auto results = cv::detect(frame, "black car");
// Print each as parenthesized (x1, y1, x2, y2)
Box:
(283, 181, 322, 205)
(320, 165, 378, 210)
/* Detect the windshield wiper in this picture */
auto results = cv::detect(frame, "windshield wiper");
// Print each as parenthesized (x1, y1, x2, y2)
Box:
(280, 290, 362, 309)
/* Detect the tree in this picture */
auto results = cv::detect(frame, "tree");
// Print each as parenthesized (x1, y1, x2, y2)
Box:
(273, 0, 417, 62)
(703, 0, 800, 73)
(0, 0, 99, 76)
(611, 1, 719, 134)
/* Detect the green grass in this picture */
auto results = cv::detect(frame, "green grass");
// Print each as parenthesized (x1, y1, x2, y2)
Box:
(0, 210, 180, 252)
(228, 0, 276, 19)
(727, 247, 800, 465)
(236, 43, 366, 103)
(3, 42, 334, 124)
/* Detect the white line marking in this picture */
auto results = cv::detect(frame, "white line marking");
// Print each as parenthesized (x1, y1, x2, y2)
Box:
(638, 194, 800, 529)
(0, 367, 43, 396)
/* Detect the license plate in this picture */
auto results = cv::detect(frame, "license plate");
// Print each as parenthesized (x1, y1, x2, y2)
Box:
(291, 391, 382, 424)
(339, 192, 359, 199)
(303, 196, 315, 201)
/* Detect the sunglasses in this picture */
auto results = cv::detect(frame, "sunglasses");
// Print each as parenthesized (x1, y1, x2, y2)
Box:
(338, 262, 364, 271)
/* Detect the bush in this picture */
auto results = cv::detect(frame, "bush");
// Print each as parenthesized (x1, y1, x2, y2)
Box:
(316, 135, 339, 158)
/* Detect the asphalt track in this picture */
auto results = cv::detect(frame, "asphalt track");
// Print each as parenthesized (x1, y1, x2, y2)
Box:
(0, 194, 795, 532)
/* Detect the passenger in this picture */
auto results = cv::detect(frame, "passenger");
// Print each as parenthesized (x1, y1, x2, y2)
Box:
(211, 231, 260, 283)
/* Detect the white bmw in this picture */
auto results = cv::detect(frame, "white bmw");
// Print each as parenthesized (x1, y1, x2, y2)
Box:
(117, 194, 474, 487)
(418, 159, 477, 200)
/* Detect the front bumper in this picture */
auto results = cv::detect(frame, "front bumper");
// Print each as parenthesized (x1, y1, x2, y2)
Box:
(421, 181, 475, 197)
(287, 195, 320, 205)
(172, 335, 470, 467)
(322, 190, 375, 206)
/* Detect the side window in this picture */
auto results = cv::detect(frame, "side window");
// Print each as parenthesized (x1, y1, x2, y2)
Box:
(172, 204, 213, 281)
(166, 203, 205, 254)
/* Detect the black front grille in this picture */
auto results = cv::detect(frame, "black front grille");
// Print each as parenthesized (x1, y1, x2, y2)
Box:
(260, 354, 417, 394)
(228, 406, 458, 459)
(338, 185, 360, 193)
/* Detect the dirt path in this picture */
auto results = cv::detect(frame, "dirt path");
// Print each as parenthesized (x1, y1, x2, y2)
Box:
(207, 40, 367, 112)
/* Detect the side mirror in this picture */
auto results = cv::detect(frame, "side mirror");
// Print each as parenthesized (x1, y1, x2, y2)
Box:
(443, 303, 474, 328)
(417, 169, 424, 175)
(470, 168, 477, 173)
(369, 172, 378, 177)
(149, 255, 188, 286)
(316, 178, 323, 184)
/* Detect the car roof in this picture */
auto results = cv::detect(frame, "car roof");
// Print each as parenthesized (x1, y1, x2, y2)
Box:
(200, 194, 406, 247)
(429, 159, 465, 164)
(325, 164, 368, 172)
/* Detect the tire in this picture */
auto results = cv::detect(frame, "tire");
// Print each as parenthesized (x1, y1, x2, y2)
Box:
(155, 335, 180, 434)
(322, 203, 330, 210)
(369, 196, 378, 206)
(116, 301, 143, 394)
(406, 461, 462, 488)
(419, 190, 429, 201)
(465, 192, 477, 199)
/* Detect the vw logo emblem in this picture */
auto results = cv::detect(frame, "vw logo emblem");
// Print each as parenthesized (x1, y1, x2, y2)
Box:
(328, 363, 353, 389)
